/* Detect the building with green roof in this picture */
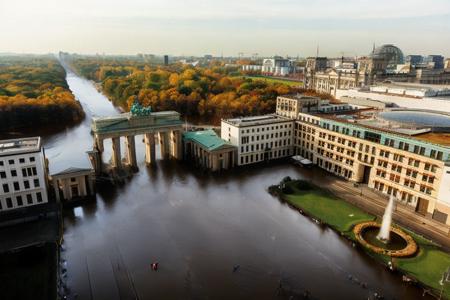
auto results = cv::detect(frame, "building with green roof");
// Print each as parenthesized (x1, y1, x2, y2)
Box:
(182, 130, 236, 171)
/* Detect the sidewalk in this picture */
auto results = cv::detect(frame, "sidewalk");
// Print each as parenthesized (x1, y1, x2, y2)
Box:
(298, 166, 450, 250)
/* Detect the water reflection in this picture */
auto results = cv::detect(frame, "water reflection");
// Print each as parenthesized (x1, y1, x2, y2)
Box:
(45, 64, 434, 300)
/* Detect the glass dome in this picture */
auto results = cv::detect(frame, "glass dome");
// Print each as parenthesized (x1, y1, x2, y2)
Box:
(371, 44, 404, 69)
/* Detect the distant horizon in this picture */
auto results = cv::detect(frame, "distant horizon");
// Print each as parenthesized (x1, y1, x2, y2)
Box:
(0, 47, 448, 60)
(1, 0, 449, 57)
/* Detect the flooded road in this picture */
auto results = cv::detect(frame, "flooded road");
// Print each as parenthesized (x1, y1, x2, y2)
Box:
(49, 65, 431, 299)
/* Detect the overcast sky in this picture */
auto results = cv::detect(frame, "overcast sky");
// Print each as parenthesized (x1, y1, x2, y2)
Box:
(1, 0, 449, 57)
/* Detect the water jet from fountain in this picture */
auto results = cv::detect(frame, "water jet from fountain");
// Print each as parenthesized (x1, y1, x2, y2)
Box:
(377, 195, 394, 243)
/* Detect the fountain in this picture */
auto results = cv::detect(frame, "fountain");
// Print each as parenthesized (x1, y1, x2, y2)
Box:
(377, 196, 395, 242)
(353, 196, 417, 257)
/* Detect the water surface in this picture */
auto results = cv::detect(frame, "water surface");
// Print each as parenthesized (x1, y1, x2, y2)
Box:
(46, 64, 433, 299)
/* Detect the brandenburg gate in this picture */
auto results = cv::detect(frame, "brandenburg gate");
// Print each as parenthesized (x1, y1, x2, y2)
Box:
(89, 103, 184, 174)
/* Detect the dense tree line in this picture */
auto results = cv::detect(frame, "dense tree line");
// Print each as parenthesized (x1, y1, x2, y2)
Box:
(0, 55, 84, 131)
(71, 56, 333, 123)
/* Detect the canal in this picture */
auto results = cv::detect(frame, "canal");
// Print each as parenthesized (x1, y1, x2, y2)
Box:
(45, 64, 432, 299)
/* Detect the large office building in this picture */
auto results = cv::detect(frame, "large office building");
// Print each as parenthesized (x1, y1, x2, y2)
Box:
(293, 111, 450, 223)
(0, 137, 49, 212)
(221, 115, 294, 166)
(272, 94, 450, 225)
(424, 55, 445, 70)
(311, 69, 369, 97)
(221, 94, 450, 225)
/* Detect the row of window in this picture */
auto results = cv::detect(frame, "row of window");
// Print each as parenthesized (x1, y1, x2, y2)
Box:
(239, 124, 292, 135)
(374, 174, 433, 196)
(0, 156, 35, 167)
(240, 131, 291, 144)
(317, 158, 353, 179)
(0, 167, 38, 179)
(240, 149, 291, 164)
(302, 120, 448, 162)
(240, 139, 291, 153)
(2, 179, 40, 193)
(0, 192, 43, 211)
(319, 123, 448, 161)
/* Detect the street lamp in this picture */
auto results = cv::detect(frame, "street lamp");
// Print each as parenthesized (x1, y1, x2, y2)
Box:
(439, 267, 450, 300)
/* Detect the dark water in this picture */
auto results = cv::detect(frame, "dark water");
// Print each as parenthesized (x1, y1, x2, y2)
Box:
(43, 66, 432, 299)
(361, 228, 407, 251)
(380, 111, 450, 127)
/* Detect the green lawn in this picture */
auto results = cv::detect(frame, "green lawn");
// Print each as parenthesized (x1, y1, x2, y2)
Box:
(275, 179, 450, 299)
(397, 244, 450, 296)
(283, 181, 374, 232)
(240, 75, 303, 87)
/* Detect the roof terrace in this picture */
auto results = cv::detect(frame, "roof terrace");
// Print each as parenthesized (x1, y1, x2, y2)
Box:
(0, 137, 41, 157)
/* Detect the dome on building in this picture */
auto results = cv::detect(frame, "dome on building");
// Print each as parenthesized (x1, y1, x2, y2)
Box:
(371, 44, 404, 69)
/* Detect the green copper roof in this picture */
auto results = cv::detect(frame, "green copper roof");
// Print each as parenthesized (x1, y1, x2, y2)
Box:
(183, 130, 235, 151)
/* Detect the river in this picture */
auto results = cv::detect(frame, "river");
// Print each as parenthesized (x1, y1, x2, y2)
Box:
(43, 64, 432, 299)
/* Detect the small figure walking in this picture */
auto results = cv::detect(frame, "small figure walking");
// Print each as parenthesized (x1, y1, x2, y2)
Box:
(151, 262, 159, 271)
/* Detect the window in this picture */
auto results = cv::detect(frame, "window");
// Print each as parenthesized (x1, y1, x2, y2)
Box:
(0, 171, 5, 179)
(3, 184, 9, 193)
(11, 169, 17, 177)
(34, 179, 40, 188)
(36, 192, 43, 203)
(14, 182, 20, 191)
(24, 180, 30, 189)
(0, 161, 3, 166)
(30, 157, 35, 162)
(6, 197, 12, 208)
(22, 169, 27, 177)
(8, 159, 14, 165)
(19, 158, 25, 163)
(16, 196, 23, 206)
(26, 194, 33, 204)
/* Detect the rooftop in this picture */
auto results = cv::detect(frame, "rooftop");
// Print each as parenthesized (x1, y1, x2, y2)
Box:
(313, 112, 450, 149)
(280, 94, 321, 101)
(222, 114, 292, 127)
(414, 133, 450, 147)
(0, 137, 41, 157)
(51, 167, 94, 177)
(183, 130, 235, 151)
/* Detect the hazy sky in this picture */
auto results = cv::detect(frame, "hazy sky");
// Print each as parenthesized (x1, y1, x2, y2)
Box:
(1, 0, 449, 57)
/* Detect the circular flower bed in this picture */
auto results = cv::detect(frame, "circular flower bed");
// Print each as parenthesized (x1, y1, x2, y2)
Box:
(353, 221, 417, 257)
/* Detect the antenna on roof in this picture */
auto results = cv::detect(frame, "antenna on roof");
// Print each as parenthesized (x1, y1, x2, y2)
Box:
(316, 44, 319, 58)
(372, 43, 376, 54)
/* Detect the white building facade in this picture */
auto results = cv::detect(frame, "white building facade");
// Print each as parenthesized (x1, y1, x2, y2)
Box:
(0, 137, 49, 212)
(262, 58, 294, 76)
(221, 115, 294, 166)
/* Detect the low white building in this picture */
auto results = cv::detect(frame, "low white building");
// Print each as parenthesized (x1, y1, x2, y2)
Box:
(0, 137, 49, 212)
(221, 115, 294, 166)
(262, 58, 294, 76)
(242, 65, 263, 72)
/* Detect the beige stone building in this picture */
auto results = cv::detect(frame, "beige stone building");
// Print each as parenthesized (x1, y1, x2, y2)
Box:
(51, 167, 95, 203)
(276, 94, 321, 118)
(293, 112, 450, 224)
(183, 130, 236, 171)
(312, 69, 368, 97)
